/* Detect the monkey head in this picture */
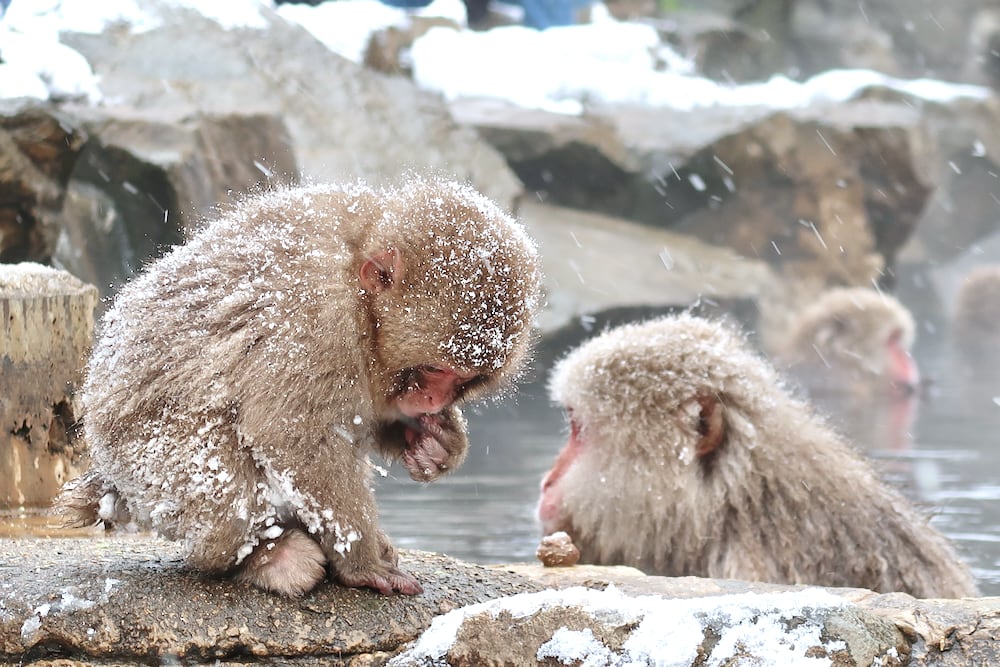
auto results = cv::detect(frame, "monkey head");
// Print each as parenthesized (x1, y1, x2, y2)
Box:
(539, 314, 791, 570)
(954, 265, 1000, 359)
(537, 314, 979, 598)
(357, 178, 542, 417)
(781, 287, 919, 397)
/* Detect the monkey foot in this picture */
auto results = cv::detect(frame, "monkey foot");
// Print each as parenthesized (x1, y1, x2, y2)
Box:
(337, 564, 423, 595)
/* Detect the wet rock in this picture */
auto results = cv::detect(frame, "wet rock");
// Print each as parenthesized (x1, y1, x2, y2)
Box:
(519, 199, 778, 353)
(461, 98, 930, 297)
(2, 537, 999, 666)
(55, 106, 298, 296)
(59, 0, 522, 211)
(0, 101, 85, 264)
(0, 100, 299, 297)
(0, 263, 97, 509)
(536, 531, 580, 567)
(0, 537, 545, 665)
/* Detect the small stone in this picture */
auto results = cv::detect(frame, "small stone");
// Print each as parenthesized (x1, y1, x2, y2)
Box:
(536, 531, 580, 567)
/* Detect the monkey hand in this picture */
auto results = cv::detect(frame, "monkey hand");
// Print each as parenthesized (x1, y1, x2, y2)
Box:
(401, 409, 468, 482)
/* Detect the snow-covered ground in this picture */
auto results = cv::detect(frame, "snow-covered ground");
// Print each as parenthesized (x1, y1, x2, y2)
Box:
(390, 585, 885, 667)
(0, 0, 991, 113)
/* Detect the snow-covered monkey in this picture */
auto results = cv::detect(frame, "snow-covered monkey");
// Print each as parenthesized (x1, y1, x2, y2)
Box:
(58, 177, 542, 597)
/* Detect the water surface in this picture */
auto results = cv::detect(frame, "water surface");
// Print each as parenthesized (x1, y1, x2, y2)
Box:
(375, 335, 1000, 595)
(4, 331, 997, 595)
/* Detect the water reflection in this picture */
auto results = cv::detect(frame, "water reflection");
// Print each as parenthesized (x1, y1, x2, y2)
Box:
(376, 336, 1000, 595)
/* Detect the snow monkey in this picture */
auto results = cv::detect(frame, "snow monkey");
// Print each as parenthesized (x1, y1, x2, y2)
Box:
(953, 265, 1000, 366)
(776, 287, 920, 399)
(539, 314, 978, 598)
(56, 177, 543, 597)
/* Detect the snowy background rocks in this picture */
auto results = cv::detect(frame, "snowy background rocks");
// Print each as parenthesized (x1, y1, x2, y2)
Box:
(2, 0, 999, 342)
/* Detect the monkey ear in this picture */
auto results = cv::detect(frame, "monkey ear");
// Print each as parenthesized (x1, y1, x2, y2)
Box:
(359, 248, 404, 293)
(694, 395, 725, 459)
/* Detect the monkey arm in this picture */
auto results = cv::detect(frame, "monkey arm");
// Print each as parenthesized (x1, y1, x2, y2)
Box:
(374, 405, 469, 482)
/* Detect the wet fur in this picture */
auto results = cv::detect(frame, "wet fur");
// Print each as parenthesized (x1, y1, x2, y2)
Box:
(544, 314, 978, 598)
(56, 177, 542, 596)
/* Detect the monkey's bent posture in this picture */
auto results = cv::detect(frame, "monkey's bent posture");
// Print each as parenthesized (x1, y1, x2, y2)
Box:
(539, 314, 977, 599)
(776, 287, 920, 399)
(58, 177, 542, 597)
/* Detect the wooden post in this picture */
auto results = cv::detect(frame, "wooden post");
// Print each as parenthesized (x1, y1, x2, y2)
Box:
(0, 263, 98, 508)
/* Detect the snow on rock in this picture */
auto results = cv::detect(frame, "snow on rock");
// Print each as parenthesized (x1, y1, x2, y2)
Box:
(392, 585, 868, 666)
(0, 26, 101, 103)
(0, 0, 991, 112)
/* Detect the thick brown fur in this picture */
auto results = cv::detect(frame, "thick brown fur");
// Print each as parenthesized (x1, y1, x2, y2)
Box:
(541, 313, 978, 599)
(56, 176, 542, 597)
(775, 287, 919, 398)
(953, 265, 1000, 364)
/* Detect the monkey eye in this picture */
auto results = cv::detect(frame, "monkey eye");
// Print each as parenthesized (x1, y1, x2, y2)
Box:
(420, 365, 447, 376)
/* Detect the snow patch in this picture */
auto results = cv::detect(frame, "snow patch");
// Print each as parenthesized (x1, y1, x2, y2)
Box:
(392, 586, 851, 667)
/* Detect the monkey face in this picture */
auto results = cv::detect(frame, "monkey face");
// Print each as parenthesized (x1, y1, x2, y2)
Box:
(394, 365, 481, 418)
(784, 287, 919, 396)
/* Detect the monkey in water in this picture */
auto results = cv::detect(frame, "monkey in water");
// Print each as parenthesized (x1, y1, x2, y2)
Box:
(953, 265, 1000, 368)
(57, 177, 542, 598)
(539, 314, 978, 598)
(775, 287, 920, 400)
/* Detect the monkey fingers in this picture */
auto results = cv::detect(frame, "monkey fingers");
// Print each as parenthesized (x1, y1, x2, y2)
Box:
(401, 436, 451, 482)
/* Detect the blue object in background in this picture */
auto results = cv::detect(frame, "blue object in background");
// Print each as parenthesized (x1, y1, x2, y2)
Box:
(378, 0, 590, 30)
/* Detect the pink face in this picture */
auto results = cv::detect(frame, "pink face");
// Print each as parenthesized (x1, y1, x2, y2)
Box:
(395, 365, 479, 418)
(537, 416, 582, 534)
(886, 330, 920, 397)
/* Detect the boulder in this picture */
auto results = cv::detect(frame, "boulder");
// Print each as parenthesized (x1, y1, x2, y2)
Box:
(58, 0, 523, 211)
(517, 200, 778, 359)
(0, 100, 299, 297)
(791, 0, 998, 85)
(3, 536, 999, 666)
(898, 96, 1000, 265)
(55, 106, 298, 295)
(460, 98, 930, 298)
(0, 536, 544, 665)
(0, 102, 84, 263)
(0, 263, 97, 508)
(397, 586, 903, 667)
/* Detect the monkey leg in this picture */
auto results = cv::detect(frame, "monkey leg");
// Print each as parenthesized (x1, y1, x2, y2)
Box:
(328, 538, 423, 595)
(233, 528, 327, 597)
(320, 493, 422, 595)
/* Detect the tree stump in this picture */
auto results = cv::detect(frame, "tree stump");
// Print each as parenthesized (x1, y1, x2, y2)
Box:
(0, 263, 98, 508)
